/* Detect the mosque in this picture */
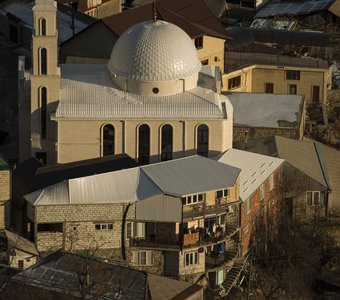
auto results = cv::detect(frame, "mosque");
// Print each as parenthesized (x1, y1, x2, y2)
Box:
(19, 0, 233, 165)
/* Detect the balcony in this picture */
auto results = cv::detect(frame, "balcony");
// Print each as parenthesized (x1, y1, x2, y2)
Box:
(131, 237, 180, 250)
(182, 226, 228, 248)
(183, 199, 228, 221)
(205, 239, 239, 270)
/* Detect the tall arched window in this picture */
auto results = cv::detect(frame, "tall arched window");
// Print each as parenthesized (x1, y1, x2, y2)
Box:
(197, 124, 209, 157)
(40, 87, 47, 139)
(103, 124, 115, 156)
(40, 48, 47, 75)
(161, 124, 173, 161)
(138, 124, 150, 165)
(40, 18, 46, 36)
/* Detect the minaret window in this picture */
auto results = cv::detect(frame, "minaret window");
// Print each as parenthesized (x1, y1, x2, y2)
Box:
(40, 48, 47, 75)
(161, 124, 173, 161)
(40, 87, 47, 139)
(102, 124, 115, 156)
(40, 18, 46, 36)
(197, 124, 209, 157)
(138, 124, 150, 165)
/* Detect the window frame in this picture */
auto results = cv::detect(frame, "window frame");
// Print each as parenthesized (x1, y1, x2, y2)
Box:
(185, 251, 198, 267)
(133, 250, 154, 266)
(94, 223, 114, 230)
(228, 75, 241, 90)
(194, 36, 203, 49)
(181, 193, 205, 205)
(306, 191, 324, 206)
(126, 222, 145, 239)
(286, 70, 300, 80)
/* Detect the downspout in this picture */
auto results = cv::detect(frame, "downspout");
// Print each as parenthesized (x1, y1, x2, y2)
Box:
(121, 203, 131, 261)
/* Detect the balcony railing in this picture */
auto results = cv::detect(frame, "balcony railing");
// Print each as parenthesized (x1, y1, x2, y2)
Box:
(131, 238, 180, 249)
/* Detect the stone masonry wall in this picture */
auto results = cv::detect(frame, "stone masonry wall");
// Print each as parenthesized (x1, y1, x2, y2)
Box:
(0, 170, 11, 229)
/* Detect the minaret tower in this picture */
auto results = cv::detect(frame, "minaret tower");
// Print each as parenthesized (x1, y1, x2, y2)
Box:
(30, 0, 60, 164)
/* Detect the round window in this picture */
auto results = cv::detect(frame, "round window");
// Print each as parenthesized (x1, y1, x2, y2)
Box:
(152, 87, 159, 94)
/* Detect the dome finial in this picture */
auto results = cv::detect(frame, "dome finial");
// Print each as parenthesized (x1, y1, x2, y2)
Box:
(153, 2, 157, 22)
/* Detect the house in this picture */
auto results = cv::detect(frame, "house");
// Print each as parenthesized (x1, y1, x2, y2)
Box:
(224, 92, 305, 141)
(22, 155, 242, 294)
(57, 0, 123, 19)
(59, 0, 227, 73)
(0, 153, 11, 230)
(11, 154, 138, 233)
(0, 250, 204, 299)
(0, 230, 38, 270)
(223, 52, 330, 104)
(234, 136, 332, 217)
(18, 0, 234, 165)
(217, 149, 284, 257)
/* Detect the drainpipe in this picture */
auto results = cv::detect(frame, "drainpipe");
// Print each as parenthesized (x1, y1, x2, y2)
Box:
(121, 203, 131, 261)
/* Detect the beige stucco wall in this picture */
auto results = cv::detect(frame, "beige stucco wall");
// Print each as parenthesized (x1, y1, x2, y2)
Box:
(56, 119, 232, 163)
(9, 249, 37, 270)
(222, 65, 329, 104)
(196, 36, 225, 73)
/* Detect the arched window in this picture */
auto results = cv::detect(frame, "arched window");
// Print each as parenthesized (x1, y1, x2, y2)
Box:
(40, 18, 46, 36)
(102, 124, 115, 156)
(161, 124, 173, 161)
(138, 124, 150, 165)
(40, 87, 47, 139)
(197, 124, 209, 157)
(40, 48, 47, 75)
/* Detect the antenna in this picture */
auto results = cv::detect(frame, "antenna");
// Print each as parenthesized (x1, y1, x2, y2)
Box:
(153, 1, 157, 22)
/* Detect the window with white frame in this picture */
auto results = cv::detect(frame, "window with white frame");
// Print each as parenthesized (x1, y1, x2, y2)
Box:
(185, 251, 198, 266)
(126, 222, 145, 239)
(133, 250, 153, 266)
(216, 189, 229, 199)
(95, 223, 113, 230)
(269, 174, 274, 191)
(306, 191, 325, 206)
(246, 197, 251, 214)
(181, 193, 204, 205)
(260, 183, 265, 200)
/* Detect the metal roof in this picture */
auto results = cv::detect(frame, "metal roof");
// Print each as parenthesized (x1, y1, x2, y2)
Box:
(218, 149, 284, 201)
(4, 230, 38, 256)
(25, 167, 163, 206)
(141, 156, 241, 197)
(275, 136, 331, 190)
(25, 156, 241, 206)
(0, 0, 94, 43)
(224, 92, 303, 128)
(255, 0, 334, 18)
(55, 64, 225, 120)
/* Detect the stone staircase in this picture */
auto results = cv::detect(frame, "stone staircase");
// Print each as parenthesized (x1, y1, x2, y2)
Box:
(222, 257, 246, 297)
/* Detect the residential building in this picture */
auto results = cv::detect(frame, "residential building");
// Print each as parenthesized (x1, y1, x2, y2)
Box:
(57, 0, 123, 19)
(18, 0, 233, 165)
(218, 149, 284, 256)
(224, 92, 305, 141)
(22, 156, 242, 292)
(0, 230, 38, 270)
(0, 153, 11, 230)
(234, 136, 332, 217)
(223, 52, 329, 104)
(0, 250, 204, 299)
(59, 0, 227, 72)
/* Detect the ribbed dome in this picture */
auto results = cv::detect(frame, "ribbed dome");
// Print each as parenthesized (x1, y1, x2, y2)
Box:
(107, 20, 202, 82)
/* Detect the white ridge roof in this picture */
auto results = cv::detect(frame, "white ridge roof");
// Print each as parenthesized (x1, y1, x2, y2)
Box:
(218, 149, 284, 201)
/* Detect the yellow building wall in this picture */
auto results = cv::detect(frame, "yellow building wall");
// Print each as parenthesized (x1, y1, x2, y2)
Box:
(222, 65, 329, 104)
(56, 118, 232, 163)
(196, 36, 225, 73)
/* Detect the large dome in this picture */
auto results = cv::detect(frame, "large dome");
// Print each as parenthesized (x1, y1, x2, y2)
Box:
(107, 20, 202, 82)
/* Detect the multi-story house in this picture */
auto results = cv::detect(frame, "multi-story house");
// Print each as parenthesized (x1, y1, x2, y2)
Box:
(23, 156, 242, 292)
(218, 149, 284, 256)
(222, 53, 329, 104)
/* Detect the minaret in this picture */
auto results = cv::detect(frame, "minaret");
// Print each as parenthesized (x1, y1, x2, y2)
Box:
(30, 0, 60, 164)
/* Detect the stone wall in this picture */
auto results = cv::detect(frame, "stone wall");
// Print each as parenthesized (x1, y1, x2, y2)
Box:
(233, 125, 300, 143)
(0, 170, 11, 229)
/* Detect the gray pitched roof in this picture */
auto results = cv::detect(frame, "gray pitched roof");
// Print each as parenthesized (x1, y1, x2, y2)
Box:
(5, 230, 38, 256)
(141, 155, 240, 197)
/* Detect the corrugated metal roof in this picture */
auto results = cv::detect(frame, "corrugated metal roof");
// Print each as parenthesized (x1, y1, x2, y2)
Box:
(25, 167, 163, 206)
(141, 156, 240, 197)
(25, 156, 241, 206)
(55, 64, 225, 120)
(225, 92, 303, 128)
(0, 0, 93, 43)
(275, 136, 331, 190)
(218, 149, 284, 201)
(255, 0, 333, 18)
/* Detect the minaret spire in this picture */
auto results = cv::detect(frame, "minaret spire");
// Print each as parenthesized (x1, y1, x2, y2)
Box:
(153, 1, 157, 22)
